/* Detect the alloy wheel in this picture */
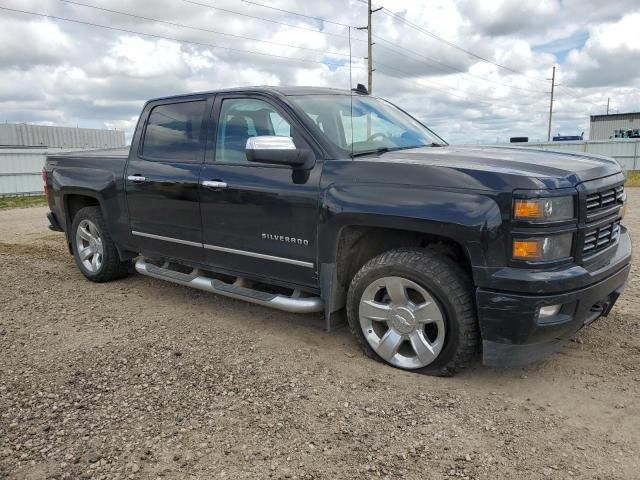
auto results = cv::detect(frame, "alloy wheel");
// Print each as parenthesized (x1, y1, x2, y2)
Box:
(358, 276, 446, 369)
(75, 219, 104, 273)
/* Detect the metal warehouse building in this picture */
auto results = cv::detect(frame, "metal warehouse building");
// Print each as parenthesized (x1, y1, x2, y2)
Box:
(0, 123, 125, 196)
(590, 112, 640, 140)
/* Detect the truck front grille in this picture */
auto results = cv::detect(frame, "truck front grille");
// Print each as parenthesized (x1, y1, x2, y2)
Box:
(585, 185, 624, 223)
(583, 221, 620, 256)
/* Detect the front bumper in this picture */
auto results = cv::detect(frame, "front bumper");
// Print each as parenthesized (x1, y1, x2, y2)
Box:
(477, 228, 631, 367)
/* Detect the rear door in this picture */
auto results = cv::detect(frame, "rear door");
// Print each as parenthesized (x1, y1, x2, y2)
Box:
(198, 94, 322, 288)
(125, 96, 210, 262)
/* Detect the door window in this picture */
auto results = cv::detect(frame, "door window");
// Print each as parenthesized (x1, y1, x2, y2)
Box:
(142, 101, 206, 161)
(215, 98, 293, 164)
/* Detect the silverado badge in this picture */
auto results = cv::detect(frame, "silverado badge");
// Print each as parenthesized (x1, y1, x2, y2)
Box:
(261, 233, 309, 246)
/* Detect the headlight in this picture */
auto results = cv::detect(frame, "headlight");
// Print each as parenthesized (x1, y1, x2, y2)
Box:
(513, 196, 574, 222)
(513, 233, 573, 261)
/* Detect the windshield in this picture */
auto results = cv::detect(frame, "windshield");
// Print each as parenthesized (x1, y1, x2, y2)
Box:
(289, 94, 446, 156)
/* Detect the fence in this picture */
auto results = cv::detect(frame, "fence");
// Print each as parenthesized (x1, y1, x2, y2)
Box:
(516, 139, 640, 171)
(0, 123, 126, 197)
(0, 123, 125, 149)
(3, 139, 640, 197)
(0, 147, 87, 197)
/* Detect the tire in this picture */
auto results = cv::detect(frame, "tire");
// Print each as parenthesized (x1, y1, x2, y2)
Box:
(346, 248, 478, 376)
(71, 206, 130, 282)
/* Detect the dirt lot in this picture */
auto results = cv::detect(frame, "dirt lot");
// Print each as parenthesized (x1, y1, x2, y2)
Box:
(1, 194, 639, 480)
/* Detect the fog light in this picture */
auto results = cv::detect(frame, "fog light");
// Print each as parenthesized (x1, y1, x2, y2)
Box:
(538, 304, 561, 319)
(512, 233, 573, 261)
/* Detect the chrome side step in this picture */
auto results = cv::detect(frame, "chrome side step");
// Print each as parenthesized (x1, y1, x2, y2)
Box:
(135, 258, 323, 314)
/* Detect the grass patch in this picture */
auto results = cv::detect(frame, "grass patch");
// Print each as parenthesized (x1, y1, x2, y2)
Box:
(0, 195, 48, 210)
(626, 171, 640, 187)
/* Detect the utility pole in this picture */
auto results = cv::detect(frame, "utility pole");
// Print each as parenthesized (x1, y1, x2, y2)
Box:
(358, 0, 382, 93)
(606, 97, 610, 115)
(547, 66, 556, 142)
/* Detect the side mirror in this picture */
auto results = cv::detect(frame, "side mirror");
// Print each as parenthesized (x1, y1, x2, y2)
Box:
(245, 136, 314, 169)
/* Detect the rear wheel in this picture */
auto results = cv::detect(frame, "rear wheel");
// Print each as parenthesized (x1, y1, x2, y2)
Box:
(346, 248, 478, 376)
(71, 206, 129, 282)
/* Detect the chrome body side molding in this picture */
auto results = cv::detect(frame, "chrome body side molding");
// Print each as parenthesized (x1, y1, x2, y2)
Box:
(203, 243, 314, 268)
(131, 230, 202, 248)
(131, 230, 314, 268)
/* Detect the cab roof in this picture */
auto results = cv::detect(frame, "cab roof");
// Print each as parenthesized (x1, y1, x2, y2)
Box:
(148, 86, 358, 103)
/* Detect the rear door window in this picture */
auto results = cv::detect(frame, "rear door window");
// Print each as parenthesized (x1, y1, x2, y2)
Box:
(142, 101, 206, 161)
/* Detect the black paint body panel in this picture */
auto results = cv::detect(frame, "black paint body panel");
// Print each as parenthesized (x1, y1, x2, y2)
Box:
(44, 86, 632, 367)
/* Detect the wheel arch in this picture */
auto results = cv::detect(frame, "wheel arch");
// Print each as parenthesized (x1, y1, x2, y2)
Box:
(320, 223, 475, 322)
(317, 185, 502, 327)
(62, 192, 102, 254)
(61, 191, 133, 260)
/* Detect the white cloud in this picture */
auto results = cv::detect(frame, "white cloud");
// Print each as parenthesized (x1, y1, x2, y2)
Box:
(0, 0, 638, 143)
(564, 13, 640, 87)
(101, 37, 190, 78)
(461, 0, 557, 37)
(0, 17, 72, 68)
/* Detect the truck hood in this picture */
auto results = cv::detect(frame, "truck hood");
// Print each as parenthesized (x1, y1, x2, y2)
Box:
(367, 145, 621, 186)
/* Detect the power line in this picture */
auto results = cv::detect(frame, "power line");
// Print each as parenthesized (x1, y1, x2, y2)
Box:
(355, 0, 548, 82)
(22, 0, 519, 107)
(7, 0, 596, 119)
(547, 66, 556, 141)
(0, 5, 367, 70)
(375, 61, 546, 112)
(555, 84, 606, 109)
(381, 9, 544, 79)
(198, 0, 598, 109)
(366, 1, 611, 110)
(182, 0, 365, 41)
(237, 0, 352, 28)
(60, 0, 359, 58)
(184, 3, 543, 113)
(372, 35, 547, 94)
(224, 0, 546, 95)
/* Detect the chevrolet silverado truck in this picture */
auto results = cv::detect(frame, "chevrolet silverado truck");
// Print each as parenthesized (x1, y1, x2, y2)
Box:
(43, 86, 631, 376)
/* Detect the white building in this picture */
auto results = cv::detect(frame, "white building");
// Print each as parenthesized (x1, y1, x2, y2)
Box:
(0, 123, 126, 196)
(589, 112, 640, 140)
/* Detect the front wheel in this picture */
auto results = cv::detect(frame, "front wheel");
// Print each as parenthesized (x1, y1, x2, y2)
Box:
(71, 206, 130, 282)
(346, 248, 478, 376)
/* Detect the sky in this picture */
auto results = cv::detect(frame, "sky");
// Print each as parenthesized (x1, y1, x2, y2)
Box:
(1, 0, 639, 144)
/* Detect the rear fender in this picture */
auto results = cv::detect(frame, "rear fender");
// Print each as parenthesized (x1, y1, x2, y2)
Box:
(51, 166, 130, 257)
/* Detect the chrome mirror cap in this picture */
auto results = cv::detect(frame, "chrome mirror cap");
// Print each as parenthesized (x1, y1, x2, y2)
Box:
(246, 136, 296, 151)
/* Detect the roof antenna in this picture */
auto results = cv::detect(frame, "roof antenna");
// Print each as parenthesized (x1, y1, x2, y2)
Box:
(348, 26, 354, 158)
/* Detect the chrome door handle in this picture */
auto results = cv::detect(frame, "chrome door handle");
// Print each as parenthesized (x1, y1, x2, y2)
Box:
(127, 175, 147, 183)
(202, 180, 228, 189)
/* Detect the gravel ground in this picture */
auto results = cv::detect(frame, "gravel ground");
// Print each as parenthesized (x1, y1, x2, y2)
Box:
(1, 195, 639, 480)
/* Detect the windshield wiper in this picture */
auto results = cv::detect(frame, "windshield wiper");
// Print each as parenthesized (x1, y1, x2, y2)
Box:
(350, 147, 392, 158)
(350, 144, 445, 158)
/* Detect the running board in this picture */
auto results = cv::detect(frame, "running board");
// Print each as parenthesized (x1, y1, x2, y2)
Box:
(135, 258, 323, 314)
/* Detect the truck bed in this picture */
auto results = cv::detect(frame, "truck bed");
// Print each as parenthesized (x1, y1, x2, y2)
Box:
(46, 146, 130, 159)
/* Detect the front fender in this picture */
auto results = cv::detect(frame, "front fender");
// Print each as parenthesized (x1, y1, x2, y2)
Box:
(318, 183, 504, 269)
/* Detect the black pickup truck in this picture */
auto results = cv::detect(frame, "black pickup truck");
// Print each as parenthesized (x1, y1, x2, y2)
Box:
(43, 86, 631, 376)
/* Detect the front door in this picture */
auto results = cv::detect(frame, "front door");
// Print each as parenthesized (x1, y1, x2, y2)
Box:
(125, 97, 209, 262)
(199, 95, 322, 288)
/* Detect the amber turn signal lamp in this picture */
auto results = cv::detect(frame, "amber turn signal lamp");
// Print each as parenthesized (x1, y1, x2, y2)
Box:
(514, 199, 544, 219)
(513, 239, 542, 260)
